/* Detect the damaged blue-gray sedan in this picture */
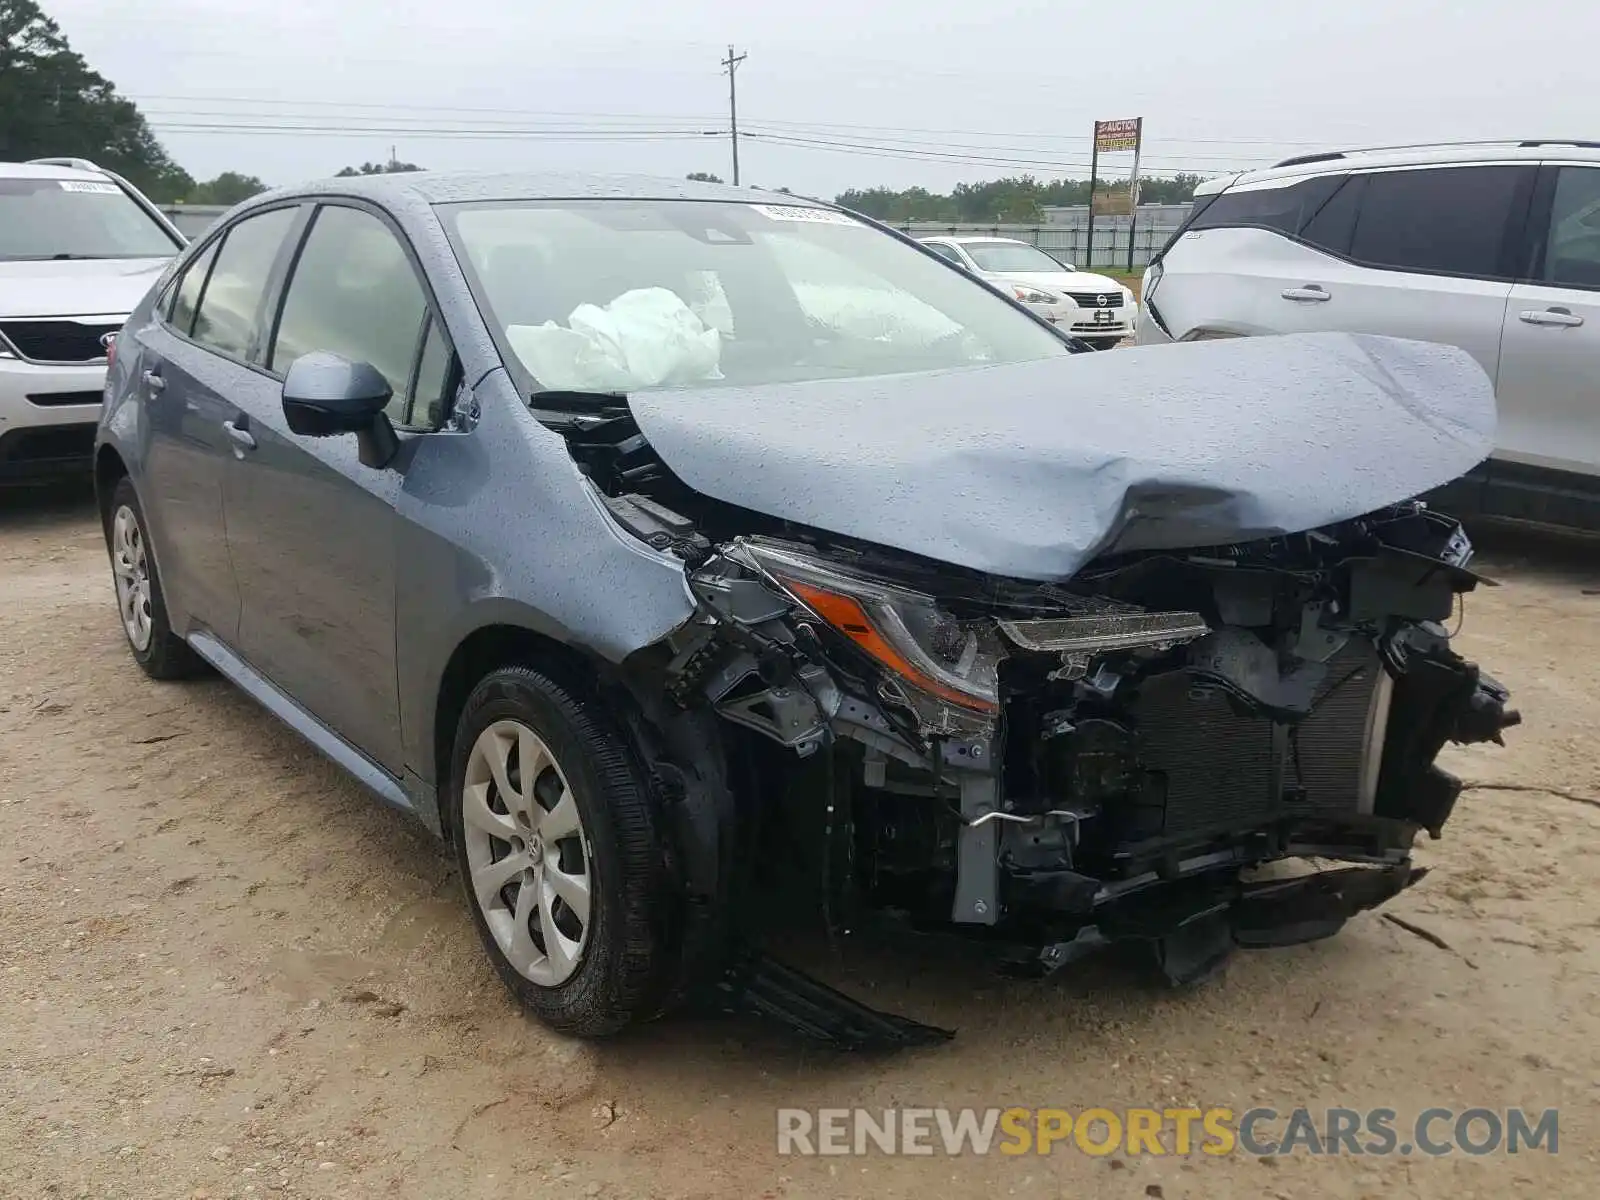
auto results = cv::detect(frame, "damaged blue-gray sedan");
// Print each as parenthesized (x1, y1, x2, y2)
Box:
(94, 173, 1519, 1044)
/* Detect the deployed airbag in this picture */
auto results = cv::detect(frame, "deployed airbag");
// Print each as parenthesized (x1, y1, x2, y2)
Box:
(508, 287, 722, 392)
(628, 333, 1496, 581)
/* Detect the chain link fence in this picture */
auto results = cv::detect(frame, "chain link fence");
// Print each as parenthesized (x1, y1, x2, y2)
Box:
(893, 220, 1182, 271)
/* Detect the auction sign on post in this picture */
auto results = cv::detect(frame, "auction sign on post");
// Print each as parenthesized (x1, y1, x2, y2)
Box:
(1086, 117, 1144, 270)
(1094, 119, 1142, 153)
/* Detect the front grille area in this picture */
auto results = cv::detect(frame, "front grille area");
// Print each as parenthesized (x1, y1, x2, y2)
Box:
(0, 320, 119, 363)
(26, 390, 104, 407)
(1118, 640, 1384, 841)
(1065, 291, 1118, 308)
(0, 425, 96, 466)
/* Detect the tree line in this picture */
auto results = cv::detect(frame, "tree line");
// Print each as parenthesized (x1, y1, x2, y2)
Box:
(5, 0, 1205, 219)
(833, 174, 1207, 224)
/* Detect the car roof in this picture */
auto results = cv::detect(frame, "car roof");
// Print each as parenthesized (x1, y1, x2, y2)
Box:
(258, 170, 819, 208)
(0, 160, 113, 182)
(1200, 139, 1600, 195)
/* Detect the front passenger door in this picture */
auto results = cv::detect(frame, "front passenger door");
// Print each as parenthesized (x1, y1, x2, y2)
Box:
(223, 203, 454, 775)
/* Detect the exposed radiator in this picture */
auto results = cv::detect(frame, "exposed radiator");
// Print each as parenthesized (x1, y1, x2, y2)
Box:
(1119, 640, 1386, 841)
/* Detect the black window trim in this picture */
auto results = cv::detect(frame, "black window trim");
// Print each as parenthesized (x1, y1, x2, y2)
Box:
(402, 313, 464, 432)
(1520, 162, 1600, 295)
(263, 196, 461, 432)
(156, 200, 313, 379)
(1173, 162, 1541, 285)
(162, 237, 221, 337)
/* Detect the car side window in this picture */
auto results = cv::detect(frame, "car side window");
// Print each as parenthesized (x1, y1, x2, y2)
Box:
(269, 205, 431, 427)
(1347, 166, 1525, 279)
(190, 207, 299, 360)
(1542, 166, 1600, 289)
(926, 242, 964, 266)
(167, 240, 220, 337)
(1298, 175, 1366, 257)
(406, 314, 457, 430)
(1189, 174, 1344, 238)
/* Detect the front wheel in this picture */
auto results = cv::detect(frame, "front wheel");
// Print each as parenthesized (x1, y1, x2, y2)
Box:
(448, 665, 677, 1037)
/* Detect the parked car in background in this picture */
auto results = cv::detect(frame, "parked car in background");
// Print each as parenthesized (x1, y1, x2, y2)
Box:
(0, 158, 185, 485)
(1137, 140, 1600, 532)
(97, 172, 1515, 1044)
(919, 235, 1135, 349)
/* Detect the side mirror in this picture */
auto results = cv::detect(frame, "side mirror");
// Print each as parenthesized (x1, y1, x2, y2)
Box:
(281, 352, 398, 468)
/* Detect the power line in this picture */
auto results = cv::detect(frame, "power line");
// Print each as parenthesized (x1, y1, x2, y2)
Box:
(146, 123, 722, 143)
(127, 92, 1334, 153)
(742, 125, 1256, 169)
(138, 113, 1256, 170)
(742, 131, 1257, 175)
(137, 107, 1270, 166)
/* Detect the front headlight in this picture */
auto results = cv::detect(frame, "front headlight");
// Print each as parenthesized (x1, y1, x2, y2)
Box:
(1121, 286, 1135, 307)
(1012, 286, 1057, 304)
(737, 540, 1000, 714)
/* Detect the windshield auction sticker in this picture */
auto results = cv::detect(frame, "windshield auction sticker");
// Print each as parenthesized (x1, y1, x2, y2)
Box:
(749, 204, 860, 225)
(57, 180, 122, 194)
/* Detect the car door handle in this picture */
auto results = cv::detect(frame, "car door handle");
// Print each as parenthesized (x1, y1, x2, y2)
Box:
(223, 420, 257, 452)
(1519, 308, 1585, 328)
(142, 370, 166, 393)
(1281, 285, 1331, 302)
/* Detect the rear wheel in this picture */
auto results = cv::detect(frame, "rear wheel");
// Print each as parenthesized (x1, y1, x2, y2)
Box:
(104, 477, 203, 679)
(448, 665, 676, 1036)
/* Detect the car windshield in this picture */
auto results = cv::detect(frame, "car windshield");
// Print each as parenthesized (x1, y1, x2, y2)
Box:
(0, 177, 180, 261)
(441, 199, 1072, 393)
(963, 242, 1070, 273)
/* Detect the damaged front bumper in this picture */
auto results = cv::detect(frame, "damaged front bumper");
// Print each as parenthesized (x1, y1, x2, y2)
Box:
(657, 502, 1518, 973)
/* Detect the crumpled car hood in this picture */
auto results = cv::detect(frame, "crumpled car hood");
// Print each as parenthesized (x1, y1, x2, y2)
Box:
(628, 332, 1496, 582)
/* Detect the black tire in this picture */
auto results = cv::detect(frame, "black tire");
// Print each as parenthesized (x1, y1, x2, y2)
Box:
(448, 665, 676, 1037)
(103, 477, 204, 680)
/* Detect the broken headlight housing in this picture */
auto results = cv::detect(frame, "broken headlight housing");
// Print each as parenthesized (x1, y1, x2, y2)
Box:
(735, 540, 1002, 718)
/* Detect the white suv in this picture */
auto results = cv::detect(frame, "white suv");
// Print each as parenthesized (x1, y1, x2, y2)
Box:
(919, 236, 1136, 349)
(1137, 140, 1600, 531)
(1, 158, 185, 485)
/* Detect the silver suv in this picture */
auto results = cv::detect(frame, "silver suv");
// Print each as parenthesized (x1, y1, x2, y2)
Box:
(0, 158, 184, 484)
(1137, 140, 1600, 531)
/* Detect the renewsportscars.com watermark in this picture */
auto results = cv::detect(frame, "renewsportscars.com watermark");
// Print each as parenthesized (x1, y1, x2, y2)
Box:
(776, 1107, 1559, 1158)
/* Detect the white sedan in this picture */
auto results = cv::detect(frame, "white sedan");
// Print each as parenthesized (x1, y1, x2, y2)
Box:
(919, 235, 1136, 349)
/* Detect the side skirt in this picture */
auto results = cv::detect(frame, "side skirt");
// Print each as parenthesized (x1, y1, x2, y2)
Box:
(186, 629, 416, 818)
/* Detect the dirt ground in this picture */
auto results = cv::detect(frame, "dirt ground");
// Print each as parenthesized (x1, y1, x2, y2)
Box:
(2, 484, 1597, 1200)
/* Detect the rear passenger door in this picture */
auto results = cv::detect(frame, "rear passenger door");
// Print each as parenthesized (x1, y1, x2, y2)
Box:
(1496, 163, 1600, 480)
(222, 201, 457, 775)
(1262, 165, 1534, 382)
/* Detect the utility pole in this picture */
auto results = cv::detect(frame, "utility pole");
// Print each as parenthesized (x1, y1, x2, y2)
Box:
(721, 45, 747, 185)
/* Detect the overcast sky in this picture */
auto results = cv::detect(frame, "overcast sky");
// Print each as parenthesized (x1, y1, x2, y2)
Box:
(46, 0, 1599, 197)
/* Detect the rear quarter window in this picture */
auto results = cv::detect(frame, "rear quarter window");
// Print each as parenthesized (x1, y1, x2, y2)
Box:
(1188, 175, 1345, 237)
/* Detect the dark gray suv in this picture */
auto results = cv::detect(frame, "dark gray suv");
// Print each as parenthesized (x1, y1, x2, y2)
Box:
(96, 171, 1519, 1042)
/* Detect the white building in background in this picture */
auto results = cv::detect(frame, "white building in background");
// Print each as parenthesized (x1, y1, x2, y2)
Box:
(1038, 202, 1193, 231)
